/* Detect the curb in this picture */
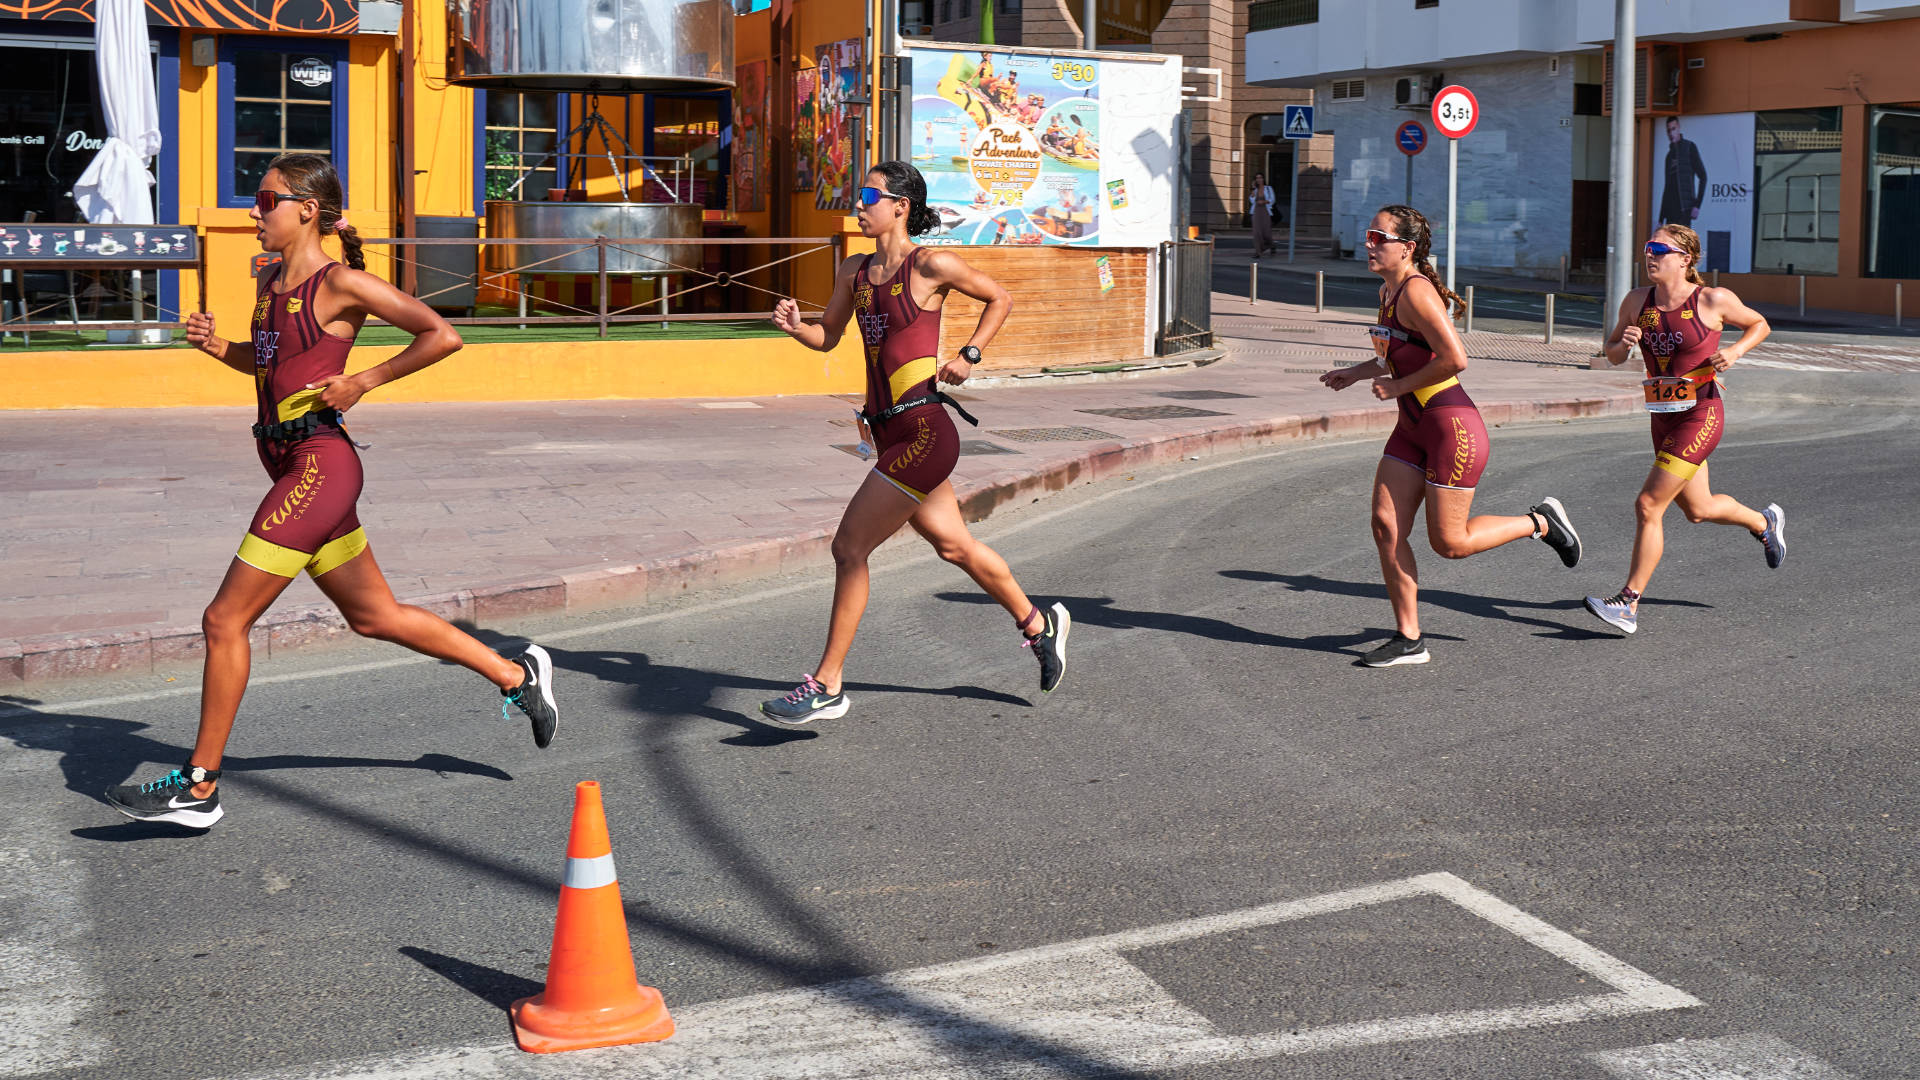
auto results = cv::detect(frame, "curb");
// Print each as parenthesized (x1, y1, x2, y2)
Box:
(0, 390, 1639, 688)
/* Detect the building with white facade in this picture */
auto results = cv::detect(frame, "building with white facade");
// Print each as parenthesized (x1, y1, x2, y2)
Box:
(1247, 0, 1920, 317)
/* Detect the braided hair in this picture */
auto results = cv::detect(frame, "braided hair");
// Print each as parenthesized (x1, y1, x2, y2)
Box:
(1377, 204, 1465, 320)
(867, 160, 941, 236)
(267, 152, 363, 270)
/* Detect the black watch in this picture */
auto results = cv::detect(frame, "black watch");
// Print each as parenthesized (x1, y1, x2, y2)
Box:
(958, 346, 982, 365)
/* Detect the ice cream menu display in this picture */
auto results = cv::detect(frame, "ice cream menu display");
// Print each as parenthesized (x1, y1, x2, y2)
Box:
(0, 225, 200, 264)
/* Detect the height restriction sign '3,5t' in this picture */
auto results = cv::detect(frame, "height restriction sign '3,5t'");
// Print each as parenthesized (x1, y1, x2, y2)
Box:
(1431, 85, 1478, 139)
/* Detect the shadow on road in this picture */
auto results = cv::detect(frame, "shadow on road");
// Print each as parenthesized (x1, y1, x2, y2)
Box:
(400, 946, 543, 1010)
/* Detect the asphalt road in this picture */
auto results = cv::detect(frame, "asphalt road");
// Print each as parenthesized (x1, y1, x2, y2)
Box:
(4, 374, 1914, 1080)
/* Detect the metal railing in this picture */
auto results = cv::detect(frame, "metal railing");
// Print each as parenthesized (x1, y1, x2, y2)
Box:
(1158, 238, 1215, 355)
(1249, 0, 1317, 32)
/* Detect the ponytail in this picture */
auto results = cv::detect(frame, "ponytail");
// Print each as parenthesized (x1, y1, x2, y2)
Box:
(867, 159, 940, 236)
(1379, 204, 1465, 320)
(335, 222, 365, 271)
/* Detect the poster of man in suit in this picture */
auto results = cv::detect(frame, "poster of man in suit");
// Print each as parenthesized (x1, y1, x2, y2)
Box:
(1658, 117, 1707, 226)
(1649, 112, 1754, 274)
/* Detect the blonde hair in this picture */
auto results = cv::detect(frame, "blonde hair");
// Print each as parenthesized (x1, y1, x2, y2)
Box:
(1653, 224, 1706, 287)
(1377, 204, 1466, 320)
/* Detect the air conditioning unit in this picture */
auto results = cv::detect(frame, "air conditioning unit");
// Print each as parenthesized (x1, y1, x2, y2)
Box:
(1394, 74, 1440, 109)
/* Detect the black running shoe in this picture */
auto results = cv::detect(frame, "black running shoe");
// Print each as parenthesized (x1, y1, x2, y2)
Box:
(1759, 502, 1786, 569)
(761, 675, 851, 725)
(1025, 602, 1071, 693)
(1532, 497, 1582, 568)
(103, 766, 224, 827)
(502, 644, 559, 748)
(1362, 633, 1431, 667)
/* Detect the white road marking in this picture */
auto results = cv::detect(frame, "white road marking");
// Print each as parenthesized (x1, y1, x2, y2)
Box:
(223, 872, 1698, 1080)
(1587, 1033, 1855, 1079)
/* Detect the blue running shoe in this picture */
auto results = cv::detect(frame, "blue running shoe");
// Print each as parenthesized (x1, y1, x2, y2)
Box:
(1584, 593, 1638, 635)
(104, 765, 224, 828)
(762, 675, 850, 726)
(1759, 503, 1786, 569)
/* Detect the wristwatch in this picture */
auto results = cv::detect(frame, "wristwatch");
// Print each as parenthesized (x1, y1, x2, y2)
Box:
(958, 345, 982, 365)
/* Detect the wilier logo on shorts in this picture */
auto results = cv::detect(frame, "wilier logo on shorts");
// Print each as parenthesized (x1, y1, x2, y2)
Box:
(888, 416, 936, 473)
(262, 452, 325, 532)
(1446, 416, 1477, 487)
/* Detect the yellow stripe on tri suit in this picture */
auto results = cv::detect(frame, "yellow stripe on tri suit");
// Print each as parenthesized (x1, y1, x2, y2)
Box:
(886, 356, 939, 406)
(1654, 452, 1703, 481)
(1411, 375, 1461, 407)
(275, 385, 329, 423)
(236, 526, 368, 579)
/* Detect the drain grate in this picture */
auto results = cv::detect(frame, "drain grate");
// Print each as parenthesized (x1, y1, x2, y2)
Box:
(1155, 390, 1255, 401)
(988, 426, 1123, 443)
(1078, 405, 1230, 421)
(957, 441, 1020, 456)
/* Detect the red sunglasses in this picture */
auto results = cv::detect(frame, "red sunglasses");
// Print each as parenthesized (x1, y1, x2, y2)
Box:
(254, 189, 304, 214)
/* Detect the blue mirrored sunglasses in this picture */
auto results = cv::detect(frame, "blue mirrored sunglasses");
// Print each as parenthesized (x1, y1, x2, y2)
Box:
(858, 186, 907, 207)
(1644, 241, 1681, 256)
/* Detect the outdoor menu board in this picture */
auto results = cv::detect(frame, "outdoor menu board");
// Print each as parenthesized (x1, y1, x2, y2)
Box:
(0, 224, 200, 265)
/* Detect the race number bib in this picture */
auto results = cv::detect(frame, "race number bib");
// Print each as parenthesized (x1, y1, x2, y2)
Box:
(1643, 377, 1699, 413)
(1370, 325, 1393, 360)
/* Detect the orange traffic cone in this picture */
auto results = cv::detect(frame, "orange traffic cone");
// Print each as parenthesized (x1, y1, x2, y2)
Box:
(511, 781, 675, 1053)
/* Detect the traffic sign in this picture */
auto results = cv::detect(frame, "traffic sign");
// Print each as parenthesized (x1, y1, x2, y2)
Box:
(1431, 85, 1478, 139)
(1396, 120, 1427, 156)
(1283, 104, 1314, 140)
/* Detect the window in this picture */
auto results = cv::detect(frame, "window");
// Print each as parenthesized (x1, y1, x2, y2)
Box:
(648, 94, 729, 210)
(959, 0, 970, 17)
(227, 46, 342, 201)
(485, 92, 559, 201)
(1001, 0, 1020, 11)
(1867, 106, 1920, 279)
(940, 0, 951, 20)
(1573, 82, 1602, 117)
(1415, 0, 1438, 7)
(1330, 78, 1365, 101)
(1752, 107, 1842, 275)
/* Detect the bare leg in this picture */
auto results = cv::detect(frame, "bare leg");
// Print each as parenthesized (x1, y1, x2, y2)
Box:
(1423, 485, 1541, 559)
(1672, 462, 1768, 534)
(188, 559, 297, 795)
(1371, 459, 1427, 639)
(814, 471, 921, 693)
(908, 480, 1041, 633)
(312, 545, 523, 689)
(1624, 465, 1691, 599)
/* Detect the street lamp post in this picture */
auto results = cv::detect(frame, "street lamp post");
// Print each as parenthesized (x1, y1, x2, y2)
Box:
(1603, 0, 1636, 368)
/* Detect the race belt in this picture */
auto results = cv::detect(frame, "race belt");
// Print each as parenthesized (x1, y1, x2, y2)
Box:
(863, 390, 980, 428)
(253, 408, 343, 440)
(1643, 364, 1716, 414)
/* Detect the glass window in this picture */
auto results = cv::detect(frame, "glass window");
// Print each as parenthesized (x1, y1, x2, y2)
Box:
(484, 91, 561, 201)
(1868, 106, 1920, 279)
(649, 95, 727, 209)
(1751, 107, 1841, 275)
(230, 48, 338, 198)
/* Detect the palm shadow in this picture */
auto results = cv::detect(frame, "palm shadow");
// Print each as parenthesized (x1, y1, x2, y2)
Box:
(1218, 570, 1711, 640)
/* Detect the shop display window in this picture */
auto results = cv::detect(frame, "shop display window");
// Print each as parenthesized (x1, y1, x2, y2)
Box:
(1867, 105, 1920, 280)
(1752, 107, 1842, 275)
(220, 42, 347, 207)
(485, 91, 561, 201)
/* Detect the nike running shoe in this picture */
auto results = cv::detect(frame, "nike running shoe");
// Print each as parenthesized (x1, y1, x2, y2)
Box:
(761, 674, 850, 725)
(1532, 497, 1582, 568)
(1584, 593, 1639, 635)
(1361, 633, 1430, 667)
(1025, 602, 1071, 693)
(103, 766, 224, 828)
(1759, 503, 1786, 569)
(502, 644, 559, 748)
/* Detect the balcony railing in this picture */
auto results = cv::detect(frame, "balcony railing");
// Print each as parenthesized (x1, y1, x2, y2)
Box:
(1249, 0, 1317, 32)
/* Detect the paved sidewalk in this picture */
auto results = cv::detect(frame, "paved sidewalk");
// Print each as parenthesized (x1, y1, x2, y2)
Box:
(0, 295, 1642, 685)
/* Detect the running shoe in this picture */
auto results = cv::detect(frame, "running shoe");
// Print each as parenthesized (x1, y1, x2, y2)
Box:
(1584, 593, 1639, 635)
(761, 674, 850, 725)
(1532, 497, 1582, 568)
(1025, 602, 1071, 693)
(103, 767, 224, 828)
(1759, 503, 1786, 569)
(1361, 633, 1430, 667)
(502, 644, 559, 748)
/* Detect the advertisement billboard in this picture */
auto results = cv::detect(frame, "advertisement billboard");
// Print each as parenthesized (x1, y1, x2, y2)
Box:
(1649, 112, 1755, 274)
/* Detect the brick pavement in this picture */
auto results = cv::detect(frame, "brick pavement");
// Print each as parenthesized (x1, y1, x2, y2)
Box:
(0, 295, 1642, 685)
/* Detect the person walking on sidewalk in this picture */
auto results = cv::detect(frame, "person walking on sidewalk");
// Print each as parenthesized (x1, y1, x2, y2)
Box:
(1319, 205, 1582, 667)
(1583, 225, 1783, 635)
(761, 160, 1069, 724)
(103, 155, 558, 829)
(1249, 173, 1276, 258)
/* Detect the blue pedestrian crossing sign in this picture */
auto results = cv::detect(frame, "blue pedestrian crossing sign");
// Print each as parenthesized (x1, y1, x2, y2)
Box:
(1283, 105, 1314, 140)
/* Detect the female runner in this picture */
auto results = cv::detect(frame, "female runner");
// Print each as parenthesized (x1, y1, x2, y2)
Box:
(761, 161, 1068, 723)
(1584, 225, 1783, 634)
(104, 154, 558, 828)
(1320, 205, 1582, 667)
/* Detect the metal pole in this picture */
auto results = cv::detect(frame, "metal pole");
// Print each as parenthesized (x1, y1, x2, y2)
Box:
(518, 287, 528, 331)
(1544, 292, 1555, 344)
(596, 236, 608, 338)
(1249, 258, 1258, 305)
(1445, 136, 1458, 294)
(1287, 145, 1300, 263)
(1083, 0, 1094, 48)
(1898, 282, 1904, 328)
(1711, 268, 1719, 288)
(1603, 0, 1636, 370)
(1798, 274, 1806, 318)
(1465, 285, 1475, 334)
(1315, 270, 1324, 312)
(1559, 254, 1568, 292)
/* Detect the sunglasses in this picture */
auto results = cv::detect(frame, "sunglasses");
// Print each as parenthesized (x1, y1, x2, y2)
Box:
(254, 189, 305, 215)
(1365, 228, 1414, 247)
(857, 186, 908, 207)
(1644, 241, 1682, 257)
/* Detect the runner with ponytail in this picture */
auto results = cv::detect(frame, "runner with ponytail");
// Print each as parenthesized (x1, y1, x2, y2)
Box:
(103, 153, 560, 830)
(1319, 204, 1583, 667)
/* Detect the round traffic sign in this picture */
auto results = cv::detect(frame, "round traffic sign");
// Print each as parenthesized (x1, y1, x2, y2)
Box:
(1395, 120, 1427, 156)
(1431, 85, 1479, 139)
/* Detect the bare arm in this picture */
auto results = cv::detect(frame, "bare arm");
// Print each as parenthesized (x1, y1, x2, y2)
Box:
(1602, 287, 1650, 367)
(918, 248, 1011, 384)
(183, 311, 256, 375)
(1373, 277, 1466, 400)
(308, 267, 463, 412)
(1700, 287, 1770, 372)
(772, 256, 861, 352)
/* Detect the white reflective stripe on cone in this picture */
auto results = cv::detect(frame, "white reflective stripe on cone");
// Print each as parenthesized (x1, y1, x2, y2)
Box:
(563, 853, 617, 890)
